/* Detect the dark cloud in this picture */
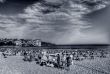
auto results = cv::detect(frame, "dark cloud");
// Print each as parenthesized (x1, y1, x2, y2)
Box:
(0, 0, 41, 15)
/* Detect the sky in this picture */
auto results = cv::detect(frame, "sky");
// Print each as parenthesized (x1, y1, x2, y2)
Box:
(0, 0, 109, 44)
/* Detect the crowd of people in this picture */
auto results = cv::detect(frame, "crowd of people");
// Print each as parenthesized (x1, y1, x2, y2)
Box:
(0, 48, 109, 71)
(21, 49, 108, 70)
(22, 50, 72, 70)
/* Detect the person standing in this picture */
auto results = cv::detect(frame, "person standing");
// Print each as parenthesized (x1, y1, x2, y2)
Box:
(66, 54, 71, 71)
(62, 53, 66, 69)
(57, 54, 61, 68)
(23, 51, 27, 61)
(70, 54, 73, 65)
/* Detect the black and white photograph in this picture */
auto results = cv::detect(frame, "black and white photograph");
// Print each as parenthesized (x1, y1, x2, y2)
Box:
(0, 0, 110, 74)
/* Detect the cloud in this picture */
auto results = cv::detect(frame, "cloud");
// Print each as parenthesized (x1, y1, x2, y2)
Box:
(0, 14, 27, 38)
(0, 0, 109, 44)
(19, 1, 90, 27)
(19, 0, 110, 44)
(17, 1, 93, 43)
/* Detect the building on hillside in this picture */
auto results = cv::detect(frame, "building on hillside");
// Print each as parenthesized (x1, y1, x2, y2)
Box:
(14, 40, 22, 46)
(33, 39, 41, 47)
(14, 39, 41, 47)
